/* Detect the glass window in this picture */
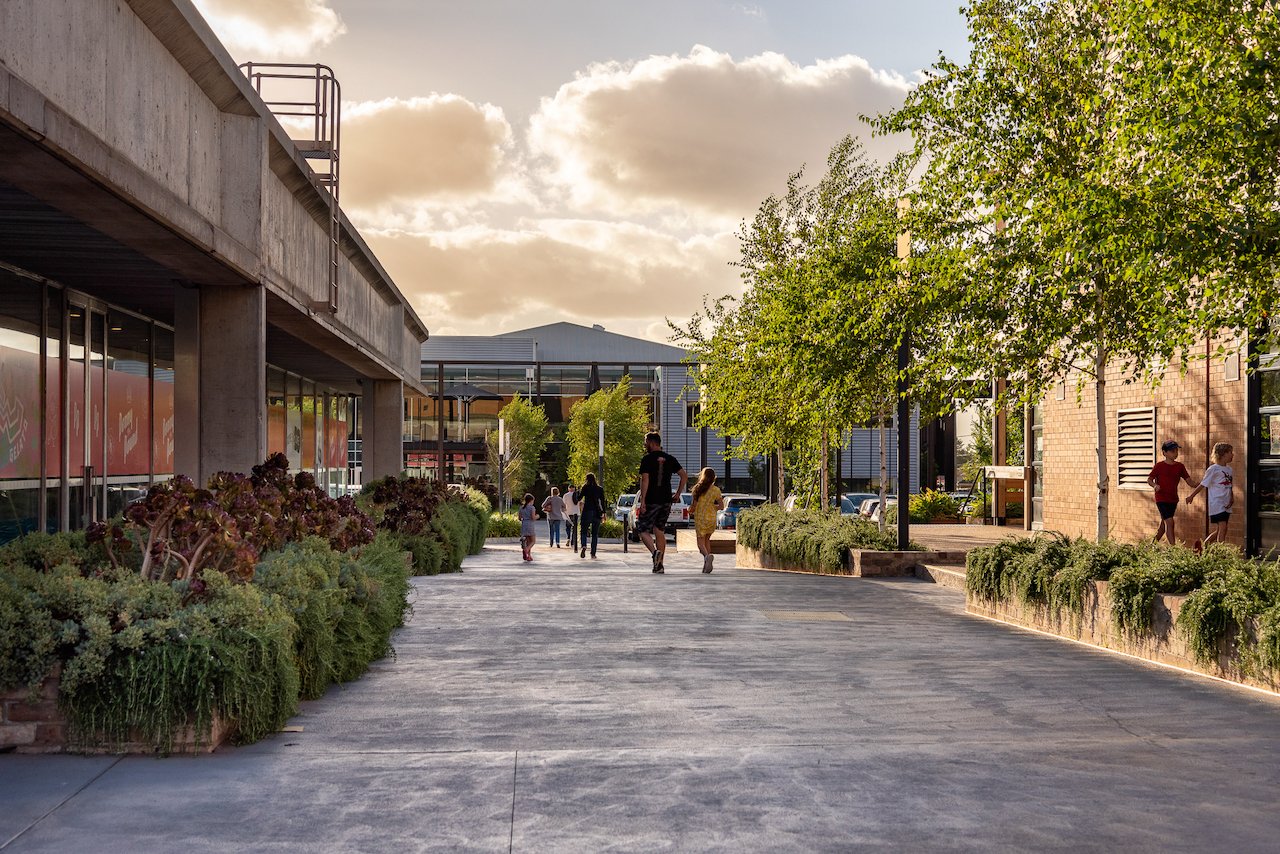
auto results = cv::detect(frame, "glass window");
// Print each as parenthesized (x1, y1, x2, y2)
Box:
(286, 374, 302, 470)
(267, 366, 286, 457)
(0, 271, 44, 541)
(153, 325, 174, 478)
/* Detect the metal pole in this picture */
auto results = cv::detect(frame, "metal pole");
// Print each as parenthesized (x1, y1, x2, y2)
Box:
(597, 419, 605, 490)
(896, 197, 911, 550)
(436, 362, 445, 483)
(498, 418, 506, 513)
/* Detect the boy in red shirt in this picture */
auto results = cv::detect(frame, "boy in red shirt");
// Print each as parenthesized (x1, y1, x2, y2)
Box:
(1147, 440, 1194, 545)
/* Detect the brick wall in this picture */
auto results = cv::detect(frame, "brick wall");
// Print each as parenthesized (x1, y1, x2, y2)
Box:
(1041, 337, 1247, 547)
(0, 669, 66, 753)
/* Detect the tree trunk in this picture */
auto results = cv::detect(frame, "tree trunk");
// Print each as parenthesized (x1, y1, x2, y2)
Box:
(777, 448, 786, 506)
(1095, 343, 1109, 541)
(820, 428, 829, 511)
(878, 405, 889, 533)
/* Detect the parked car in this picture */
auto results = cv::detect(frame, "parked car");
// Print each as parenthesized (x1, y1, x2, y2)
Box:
(613, 493, 636, 525)
(857, 495, 898, 520)
(870, 497, 898, 524)
(842, 493, 879, 516)
(716, 494, 767, 529)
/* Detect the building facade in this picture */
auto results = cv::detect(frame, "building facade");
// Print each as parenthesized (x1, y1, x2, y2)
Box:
(0, 1, 428, 541)
(1035, 334, 1276, 552)
(411, 322, 923, 497)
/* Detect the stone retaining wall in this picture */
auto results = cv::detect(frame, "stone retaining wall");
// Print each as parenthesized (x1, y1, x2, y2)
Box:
(967, 580, 1280, 695)
(1, 668, 229, 754)
(735, 544, 965, 577)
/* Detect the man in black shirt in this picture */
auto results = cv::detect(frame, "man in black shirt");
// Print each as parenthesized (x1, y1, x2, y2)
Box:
(635, 431, 687, 574)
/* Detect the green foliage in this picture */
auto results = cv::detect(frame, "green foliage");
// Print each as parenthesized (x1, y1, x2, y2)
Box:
(966, 537, 1280, 674)
(737, 504, 917, 574)
(600, 519, 623, 539)
(671, 136, 927, 502)
(566, 380, 649, 504)
(487, 513, 522, 538)
(885, 489, 959, 524)
(484, 394, 550, 504)
(0, 530, 412, 753)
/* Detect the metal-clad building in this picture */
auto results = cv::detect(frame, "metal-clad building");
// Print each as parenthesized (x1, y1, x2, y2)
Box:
(414, 321, 924, 496)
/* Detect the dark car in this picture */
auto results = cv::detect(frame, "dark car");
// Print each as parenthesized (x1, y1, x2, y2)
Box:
(716, 494, 768, 530)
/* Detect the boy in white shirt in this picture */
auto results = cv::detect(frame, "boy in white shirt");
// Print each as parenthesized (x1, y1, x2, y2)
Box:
(1186, 442, 1234, 548)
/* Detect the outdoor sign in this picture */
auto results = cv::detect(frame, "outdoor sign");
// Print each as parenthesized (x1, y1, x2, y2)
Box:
(983, 465, 1030, 480)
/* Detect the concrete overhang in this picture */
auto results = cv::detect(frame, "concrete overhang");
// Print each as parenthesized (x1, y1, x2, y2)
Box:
(123, 0, 430, 346)
(0, 121, 425, 394)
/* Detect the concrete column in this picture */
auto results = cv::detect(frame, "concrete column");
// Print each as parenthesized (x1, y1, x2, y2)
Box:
(173, 283, 266, 484)
(173, 285, 201, 482)
(362, 379, 404, 481)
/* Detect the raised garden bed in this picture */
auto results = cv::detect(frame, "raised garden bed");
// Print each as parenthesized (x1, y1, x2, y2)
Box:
(736, 543, 964, 577)
(964, 535, 1280, 697)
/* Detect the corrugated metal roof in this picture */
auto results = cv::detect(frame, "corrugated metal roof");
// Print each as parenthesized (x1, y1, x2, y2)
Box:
(497, 322, 687, 363)
(421, 336, 536, 364)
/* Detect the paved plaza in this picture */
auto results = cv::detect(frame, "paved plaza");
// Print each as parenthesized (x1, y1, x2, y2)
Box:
(5, 542, 1280, 852)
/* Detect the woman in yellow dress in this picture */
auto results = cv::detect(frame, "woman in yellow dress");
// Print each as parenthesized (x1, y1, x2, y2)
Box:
(690, 468, 725, 573)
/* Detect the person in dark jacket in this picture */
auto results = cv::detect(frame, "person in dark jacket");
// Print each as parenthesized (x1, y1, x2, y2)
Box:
(577, 473, 606, 559)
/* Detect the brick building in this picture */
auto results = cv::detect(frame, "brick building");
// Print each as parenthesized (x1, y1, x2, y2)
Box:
(1034, 334, 1272, 553)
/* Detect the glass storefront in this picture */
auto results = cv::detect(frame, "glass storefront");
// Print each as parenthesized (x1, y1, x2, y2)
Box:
(1256, 355, 1280, 551)
(0, 264, 358, 543)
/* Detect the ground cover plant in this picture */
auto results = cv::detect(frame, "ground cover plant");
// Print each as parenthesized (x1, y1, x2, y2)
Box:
(967, 535, 1280, 675)
(0, 457, 491, 754)
(737, 504, 917, 574)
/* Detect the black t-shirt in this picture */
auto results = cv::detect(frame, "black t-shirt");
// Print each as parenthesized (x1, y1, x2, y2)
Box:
(639, 450, 682, 505)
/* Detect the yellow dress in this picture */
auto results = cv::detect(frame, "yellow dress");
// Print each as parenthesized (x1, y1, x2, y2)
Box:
(693, 486, 722, 535)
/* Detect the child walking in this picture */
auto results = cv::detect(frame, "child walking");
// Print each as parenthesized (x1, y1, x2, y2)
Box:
(518, 493, 537, 562)
(542, 487, 566, 547)
(690, 468, 725, 573)
(1147, 440, 1193, 545)
(1187, 442, 1235, 548)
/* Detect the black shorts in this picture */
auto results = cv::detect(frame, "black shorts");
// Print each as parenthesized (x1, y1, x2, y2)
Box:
(1210, 511, 1232, 524)
(1156, 501, 1178, 520)
(636, 503, 671, 534)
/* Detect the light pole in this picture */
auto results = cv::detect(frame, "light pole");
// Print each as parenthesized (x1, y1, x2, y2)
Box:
(497, 417, 506, 513)
(597, 419, 605, 491)
(896, 198, 912, 551)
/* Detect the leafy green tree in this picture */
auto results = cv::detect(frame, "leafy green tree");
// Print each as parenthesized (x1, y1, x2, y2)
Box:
(673, 136, 921, 518)
(484, 394, 549, 506)
(565, 379, 649, 505)
(873, 0, 1263, 539)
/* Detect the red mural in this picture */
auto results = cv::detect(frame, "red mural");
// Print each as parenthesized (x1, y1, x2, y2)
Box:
(153, 380, 175, 475)
(107, 367, 151, 476)
(0, 345, 39, 479)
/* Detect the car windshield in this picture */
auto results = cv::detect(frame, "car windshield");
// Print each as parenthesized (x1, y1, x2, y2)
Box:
(617, 495, 635, 507)
(729, 498, 765, 509)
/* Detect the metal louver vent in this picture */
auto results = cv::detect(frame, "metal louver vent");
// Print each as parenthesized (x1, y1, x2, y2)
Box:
(1117, 407, 1156, 487)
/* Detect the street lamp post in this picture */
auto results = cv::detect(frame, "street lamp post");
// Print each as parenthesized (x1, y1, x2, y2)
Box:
(497, 418, 506, 513)
(896, 198, 912, 551)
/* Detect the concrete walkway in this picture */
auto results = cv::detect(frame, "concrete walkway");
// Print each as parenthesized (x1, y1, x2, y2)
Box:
(4, 542, 1280, 852)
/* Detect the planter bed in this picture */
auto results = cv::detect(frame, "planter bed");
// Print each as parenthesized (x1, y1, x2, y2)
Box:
(967, 581, 1279, 694)
(675, 529, 737, 554)
(736, 543, 965, 577)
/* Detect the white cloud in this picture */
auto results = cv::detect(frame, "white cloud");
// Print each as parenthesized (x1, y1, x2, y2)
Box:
(366, 221, 741, 336)
(339, 96, 518, 210)
(528, 45, 914, 220)
(193, 0, 345, 57)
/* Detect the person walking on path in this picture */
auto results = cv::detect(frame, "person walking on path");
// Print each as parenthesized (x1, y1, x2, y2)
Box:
(564, 483, 580, 550)
(635, 431, 687, 574)
(1147, 440, 1194, 545)
(1187, 442, 1235, 549)
(518, 493, 538, 561)
(542, 488, 566, 547)
(690, 467, 725, 573)
(577, 473, 606, 559)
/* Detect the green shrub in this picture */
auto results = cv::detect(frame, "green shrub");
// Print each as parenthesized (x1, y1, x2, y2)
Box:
(488, 513, 522, 538)
(0, 529, 413, 753)
(738, 504, 916, 573)
(886, 490, 960, 524)
(1108, 544, 1204, 636)
(600, 519, 623, 539)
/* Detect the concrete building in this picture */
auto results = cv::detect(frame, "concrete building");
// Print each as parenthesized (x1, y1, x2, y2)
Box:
(412, 322, 924, 497)
(0, 1, 428, 541)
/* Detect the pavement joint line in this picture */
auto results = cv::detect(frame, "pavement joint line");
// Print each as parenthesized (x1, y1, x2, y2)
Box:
(507, 750, 518, 854)
(966, 610, 1280, 704)
(0, 755, 122, 850)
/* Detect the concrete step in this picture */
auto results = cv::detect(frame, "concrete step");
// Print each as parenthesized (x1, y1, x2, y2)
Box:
(915, 562, 967, 593)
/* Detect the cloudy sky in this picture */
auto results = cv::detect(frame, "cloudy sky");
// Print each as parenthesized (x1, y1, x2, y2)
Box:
(192, 0, 970, 342)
